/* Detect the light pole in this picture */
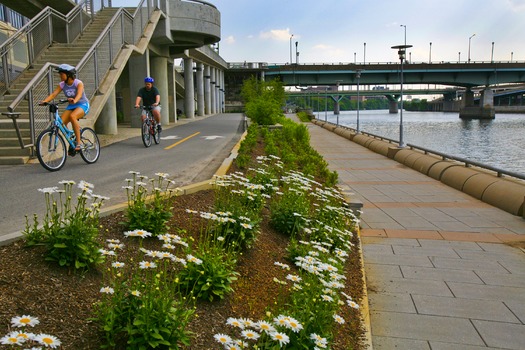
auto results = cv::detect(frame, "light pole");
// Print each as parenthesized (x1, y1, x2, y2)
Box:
(324, 86, 328, 121)
(363, 43, 366, 64)
(491, 42, 494, 63)
(458, 51, 461, 63)
(391, 44, 412, 148)
(355, 70, 362, 133)
(511, 51, 514, 62)
(429, 42, 432, 63)
(400, 24, 406, 46)
(354, 52, 356, 64)
(295, 41, 299, 65)
(468, 33, 476, 63)
(289, 34, 294, 64)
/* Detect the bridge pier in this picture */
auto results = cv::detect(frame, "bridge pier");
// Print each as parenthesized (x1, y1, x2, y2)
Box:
(330, 95, 343, 115)
(389, 100, 398, 113)
(459, 87, 495, 119)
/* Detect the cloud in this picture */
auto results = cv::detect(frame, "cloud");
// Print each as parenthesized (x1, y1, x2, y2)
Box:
(507, 0, 525, 11)
(259, 28, 292, 41)
(225, 35, 235, 44)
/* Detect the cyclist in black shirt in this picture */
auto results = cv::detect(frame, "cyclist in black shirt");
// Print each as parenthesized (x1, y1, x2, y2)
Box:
(135, 76, 162, 132)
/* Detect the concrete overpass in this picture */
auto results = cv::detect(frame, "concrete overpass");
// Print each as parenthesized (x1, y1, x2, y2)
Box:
(264, 62, 525, 119)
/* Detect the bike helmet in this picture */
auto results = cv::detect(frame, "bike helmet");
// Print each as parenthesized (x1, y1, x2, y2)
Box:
(55, 64, 76, 75)
(144, 76, 154, 83)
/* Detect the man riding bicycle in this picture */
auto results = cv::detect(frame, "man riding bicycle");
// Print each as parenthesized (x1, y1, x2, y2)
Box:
(135, 76, 162, 132)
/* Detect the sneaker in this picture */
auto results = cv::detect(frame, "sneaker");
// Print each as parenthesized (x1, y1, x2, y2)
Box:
(157, 124, 162, 133)
(68, 146, 76, 157)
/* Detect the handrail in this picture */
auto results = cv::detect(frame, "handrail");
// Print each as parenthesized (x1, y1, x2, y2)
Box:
(406, 143, 525, 180)
(319, 120, 525, 181)
(0, 1, 93, 94)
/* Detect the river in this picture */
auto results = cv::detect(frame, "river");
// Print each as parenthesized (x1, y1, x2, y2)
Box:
(315, 110, 525, 175)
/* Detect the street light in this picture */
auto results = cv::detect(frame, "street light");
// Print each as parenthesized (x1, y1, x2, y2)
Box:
(324, 86, 328, 121)
(391, 44, 412, 148)
(491, 42, 494, 63)
(468, 33, 476, 63)
(363, 43, 366, 64)
(355, 70, 362, 133)
(458, 51, 461, 63)
(400, 24, 406, 46)
(429, 42, 432, 63)
(295, 41, 299, 65)
(511, 51, 514, 62)
(289, 34, 294, 64)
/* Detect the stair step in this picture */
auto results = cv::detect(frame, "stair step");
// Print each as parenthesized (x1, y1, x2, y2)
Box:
(0, 147, 33, 156)
(0, 156, 30, 165)
(0, 138, 32, 147)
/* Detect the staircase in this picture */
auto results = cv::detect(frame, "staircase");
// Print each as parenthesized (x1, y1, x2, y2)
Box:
(0, 8, 118, 165)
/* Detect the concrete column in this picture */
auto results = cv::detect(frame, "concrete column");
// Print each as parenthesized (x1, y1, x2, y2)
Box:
(220, 70, 225, 113)
(183, 57, 195, 118)
(129, 50, 149, 127)
(204, 65, 211, 115)
(170, 60, 177, 123)
(389, 100, 398, 114)
(151, 56, 169, 125)
(196, 62, 205, 116)
(210, 67, 216, 114)
(216, 69, 222, 113)
(95, 87, 117, 135)
(481, 87, 494, 108)
(462, 89, 475, 108)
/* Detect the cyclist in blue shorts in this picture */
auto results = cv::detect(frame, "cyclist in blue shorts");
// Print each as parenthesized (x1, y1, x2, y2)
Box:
(135, 76, 162, 132)
(40, 64, 90, 152)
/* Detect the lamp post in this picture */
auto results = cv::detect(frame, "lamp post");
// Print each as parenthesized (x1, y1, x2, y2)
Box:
(429, 42, 432, 63)
(295, 41, 299, 65)
(391, 44, 412, 148)
(354, 52, 356, 64)
(511, 51, 514, 62)
(468, 33, 476, 63)
(458, 52, 461, 63)
(324, 86, 328, 121)
(400, 24, 406, 46)
(289, 34, 294, 64)
(491, 42, 494, 63)
(363, 42, 366, 64)
(356, 70, 362, 133)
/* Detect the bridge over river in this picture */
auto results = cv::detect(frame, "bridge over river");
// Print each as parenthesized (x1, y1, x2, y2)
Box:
(231, 61, 525, 118)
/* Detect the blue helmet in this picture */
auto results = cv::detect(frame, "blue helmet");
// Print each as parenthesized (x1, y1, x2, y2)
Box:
(144, 77, 154, 83)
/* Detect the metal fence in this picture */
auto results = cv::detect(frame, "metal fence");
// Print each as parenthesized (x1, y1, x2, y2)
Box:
(3, 0, 159, 151)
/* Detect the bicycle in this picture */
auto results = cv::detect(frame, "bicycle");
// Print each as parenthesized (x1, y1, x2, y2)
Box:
(36, 99, 100, 171)
(138, 105, 160, 147)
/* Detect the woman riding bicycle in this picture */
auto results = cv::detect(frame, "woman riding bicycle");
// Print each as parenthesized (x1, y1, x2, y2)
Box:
(40, 64, 90, 152)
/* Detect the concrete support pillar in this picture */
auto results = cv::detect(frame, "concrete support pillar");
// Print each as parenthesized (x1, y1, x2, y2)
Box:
(204, 65, 211, 115)
(151, 56, 169, 125)
(389, 100, 398, 114)
(217, 69, 223, 113)
(481, 87, 494, 108)
(128, 50, 149, 127)
(183, 57, 195, 118)
(210, 68, 216, 114)
(196, 62, 205, 117)
(168, 60, 177, 123)
(95, 87, 118, 134)
(462, 89, 475, 108)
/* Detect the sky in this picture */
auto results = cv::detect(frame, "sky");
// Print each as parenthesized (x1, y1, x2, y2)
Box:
(111, 0, 525, 65)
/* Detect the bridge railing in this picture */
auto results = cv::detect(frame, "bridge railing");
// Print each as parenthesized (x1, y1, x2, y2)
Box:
(326, 122, 525, 181)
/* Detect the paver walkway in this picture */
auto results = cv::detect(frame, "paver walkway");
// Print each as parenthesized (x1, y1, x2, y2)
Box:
(304, 120, 525, 350)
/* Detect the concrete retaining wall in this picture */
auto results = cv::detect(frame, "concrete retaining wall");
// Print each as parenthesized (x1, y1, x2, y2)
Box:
(311, 119, 525, 217)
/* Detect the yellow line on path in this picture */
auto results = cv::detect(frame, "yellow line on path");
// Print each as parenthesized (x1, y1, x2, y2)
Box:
(164, 132, 200, 150)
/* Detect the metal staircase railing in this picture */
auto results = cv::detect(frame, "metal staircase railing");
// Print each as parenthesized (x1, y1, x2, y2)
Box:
(2, 0, 160, 154)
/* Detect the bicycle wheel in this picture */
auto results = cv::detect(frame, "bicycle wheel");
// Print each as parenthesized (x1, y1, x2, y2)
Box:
(79, 127, 100, 164)
(36, 128, 67, 171)
(152, 120, 160, 144)
(142, 119, 151, 147)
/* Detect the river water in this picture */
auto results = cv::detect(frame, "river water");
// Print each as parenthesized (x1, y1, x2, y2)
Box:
(316, 110, 525, 175)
